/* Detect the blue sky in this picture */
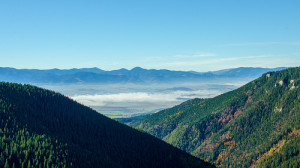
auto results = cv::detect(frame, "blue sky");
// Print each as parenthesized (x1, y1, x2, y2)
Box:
(0, 0, 299, 71)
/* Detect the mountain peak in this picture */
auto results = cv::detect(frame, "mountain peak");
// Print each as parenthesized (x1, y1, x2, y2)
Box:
(131, 67, 145, 71)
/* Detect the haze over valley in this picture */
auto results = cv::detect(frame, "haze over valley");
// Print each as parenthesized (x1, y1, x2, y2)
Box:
(1, 67, 286, 118)
(48, 83, 235, 118)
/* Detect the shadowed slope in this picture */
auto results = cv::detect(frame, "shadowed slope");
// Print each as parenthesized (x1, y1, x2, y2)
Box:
(0, 82, 214, 168)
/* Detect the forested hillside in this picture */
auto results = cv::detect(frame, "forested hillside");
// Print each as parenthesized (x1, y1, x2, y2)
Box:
(0, 82, 214, 168)
(131, 67, 300, 167)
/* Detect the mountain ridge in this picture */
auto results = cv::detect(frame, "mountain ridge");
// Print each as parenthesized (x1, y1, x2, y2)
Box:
(0, 67, 288, 84)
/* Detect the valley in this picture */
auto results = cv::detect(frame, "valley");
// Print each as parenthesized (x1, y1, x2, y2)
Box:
(0, 67, 285, 118)
(41, 83, 236, 118)
(0, 82, 214, 168)
(0, 67, 298, 168)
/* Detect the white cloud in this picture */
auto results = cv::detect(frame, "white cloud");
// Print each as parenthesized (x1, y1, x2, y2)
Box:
(174, 53, 216, 58)
(164, 55, 270, 67)
(72, 89, 225, 107)
(225, 42, 300, 46)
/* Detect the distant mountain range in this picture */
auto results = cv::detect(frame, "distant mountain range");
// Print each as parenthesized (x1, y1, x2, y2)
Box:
(130, 67, 300, 167)
(0, 67, 288, 84)
(0, 82, 214, 168)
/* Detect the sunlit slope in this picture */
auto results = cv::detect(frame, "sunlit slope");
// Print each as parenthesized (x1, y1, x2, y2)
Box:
(0, 82, 214, 168)
(131, 67, 300, 167)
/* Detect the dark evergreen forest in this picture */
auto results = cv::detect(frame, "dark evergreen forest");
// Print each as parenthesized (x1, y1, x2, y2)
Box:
(0, 82, 214, 168)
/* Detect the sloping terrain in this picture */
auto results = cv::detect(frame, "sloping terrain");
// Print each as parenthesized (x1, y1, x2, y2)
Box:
(131, 67, 300, 167)
(0, 82, 214, 168)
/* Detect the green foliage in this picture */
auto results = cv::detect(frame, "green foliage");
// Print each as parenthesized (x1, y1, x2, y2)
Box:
(0, 86, 69, 168)
(131, 67, 300, 168)
(256, 134, 300, 168)
(0, 82, 214, 168)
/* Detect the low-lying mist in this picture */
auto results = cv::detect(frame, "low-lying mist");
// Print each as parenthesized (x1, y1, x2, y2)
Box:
(72, 89, 224, 106)
(40, 82, 243, 118)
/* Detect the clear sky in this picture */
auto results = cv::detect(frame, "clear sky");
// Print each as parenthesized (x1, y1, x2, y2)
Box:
(0, 0, 299, 72)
